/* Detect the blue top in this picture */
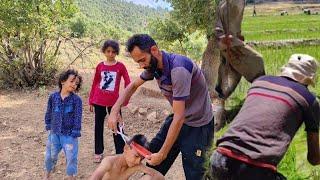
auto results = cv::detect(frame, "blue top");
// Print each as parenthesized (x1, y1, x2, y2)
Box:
(45, 91, 83, 137)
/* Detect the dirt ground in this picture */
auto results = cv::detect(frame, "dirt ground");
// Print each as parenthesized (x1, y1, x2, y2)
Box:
(0, 59, 186, 179)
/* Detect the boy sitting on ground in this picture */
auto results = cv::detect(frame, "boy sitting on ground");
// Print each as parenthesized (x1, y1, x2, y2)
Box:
(89, 134, 164, 180)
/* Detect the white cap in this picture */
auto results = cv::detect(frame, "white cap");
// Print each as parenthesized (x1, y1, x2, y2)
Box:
(280, 54, 318, 86)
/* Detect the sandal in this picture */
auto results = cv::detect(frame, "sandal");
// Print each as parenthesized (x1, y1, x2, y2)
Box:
(93, 154, 103, 163)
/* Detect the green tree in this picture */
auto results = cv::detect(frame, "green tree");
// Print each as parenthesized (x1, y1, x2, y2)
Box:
(154, 0, 220, 96)
(70, 16, 87, 38)
(0, 0, 77, 88)
(148, 18, 187, 53)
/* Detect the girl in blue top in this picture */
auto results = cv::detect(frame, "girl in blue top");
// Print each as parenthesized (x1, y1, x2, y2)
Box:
(44, 69, 83, 180)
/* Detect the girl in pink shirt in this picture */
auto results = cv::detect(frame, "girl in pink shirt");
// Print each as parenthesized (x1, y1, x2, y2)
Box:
(89, 40, 131, 163)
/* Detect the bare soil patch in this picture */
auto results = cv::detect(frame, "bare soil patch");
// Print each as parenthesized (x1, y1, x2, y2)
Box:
(0, 60, 185, 179)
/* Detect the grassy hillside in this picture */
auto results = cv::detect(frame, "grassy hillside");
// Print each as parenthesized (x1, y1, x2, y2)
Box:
(74, 0, 167, 40)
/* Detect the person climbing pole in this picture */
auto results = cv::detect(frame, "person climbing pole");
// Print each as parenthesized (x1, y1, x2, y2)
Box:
(212, 0, 265, 131)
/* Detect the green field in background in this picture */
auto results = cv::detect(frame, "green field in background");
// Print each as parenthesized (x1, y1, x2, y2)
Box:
(242, 14, 320, 41)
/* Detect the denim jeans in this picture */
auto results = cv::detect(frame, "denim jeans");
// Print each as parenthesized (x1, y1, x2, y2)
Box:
(44, 133, 79, 176)
(148, 114, 214, 180)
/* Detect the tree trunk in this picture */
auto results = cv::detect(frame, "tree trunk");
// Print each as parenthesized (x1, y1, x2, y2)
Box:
(201, 36, 220, 100)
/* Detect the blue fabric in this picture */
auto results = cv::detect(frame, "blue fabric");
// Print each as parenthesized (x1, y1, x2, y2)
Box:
(45, 92, 82, 137)
(44, 133, 79, 176)
(162, 51, 194, 78)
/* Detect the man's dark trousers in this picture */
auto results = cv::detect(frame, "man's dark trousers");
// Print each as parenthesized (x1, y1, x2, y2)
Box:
(148, 114, 214, 180)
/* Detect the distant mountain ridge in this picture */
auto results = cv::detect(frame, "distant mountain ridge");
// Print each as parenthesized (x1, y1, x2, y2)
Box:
(75, 0, 167, 34)
(124, 0, 171, 9)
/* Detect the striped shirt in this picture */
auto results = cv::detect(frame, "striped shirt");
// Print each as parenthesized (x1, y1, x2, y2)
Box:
(217, 75, 320, 166)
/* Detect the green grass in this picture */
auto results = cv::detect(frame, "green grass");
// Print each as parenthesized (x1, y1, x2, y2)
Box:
(228, 45, 320, 108)
(242, 14, 320, 41)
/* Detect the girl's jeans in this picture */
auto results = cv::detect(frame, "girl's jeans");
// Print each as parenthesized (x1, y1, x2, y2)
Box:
(44, 133, 78, 176)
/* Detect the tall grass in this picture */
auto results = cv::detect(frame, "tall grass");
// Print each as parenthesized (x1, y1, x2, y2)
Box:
(228, 45, 320, 108)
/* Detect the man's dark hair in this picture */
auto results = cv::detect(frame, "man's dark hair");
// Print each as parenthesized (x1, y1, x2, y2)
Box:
(126, 34, 157, 53)
(58, 69, 82, 92)
(128, 134, 150, 150)
(101, 40, 120, 55)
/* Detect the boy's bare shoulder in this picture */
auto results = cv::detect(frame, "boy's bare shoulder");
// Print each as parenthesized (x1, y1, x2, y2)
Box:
(102, 155, 119, 166)
(104, 155, 118, 161)
(89, 155, 121, 180)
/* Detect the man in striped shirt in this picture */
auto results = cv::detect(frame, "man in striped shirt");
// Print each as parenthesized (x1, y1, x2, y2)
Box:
(210, 54, 320, 179)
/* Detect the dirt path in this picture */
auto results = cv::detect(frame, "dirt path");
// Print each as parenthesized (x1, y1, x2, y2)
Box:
(0, 58, 185, 179)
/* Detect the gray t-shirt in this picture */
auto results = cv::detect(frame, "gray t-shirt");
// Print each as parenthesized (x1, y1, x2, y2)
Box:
(140, 51, 213, 127)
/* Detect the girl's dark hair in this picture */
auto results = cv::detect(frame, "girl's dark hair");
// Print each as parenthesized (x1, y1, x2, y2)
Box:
(101, 40, 120, 55)
(128, 134, 150, 150)
(58, 69, 82, 92)
(126, 34, 157, 53)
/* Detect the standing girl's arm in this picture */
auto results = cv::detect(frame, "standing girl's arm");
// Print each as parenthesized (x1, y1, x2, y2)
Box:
(121, 63, 131, 88)
(121, 63, 131, 106)
(45, 94, 53, 131)
(71, 97, 83, 138)
(89, 64, 101, 109)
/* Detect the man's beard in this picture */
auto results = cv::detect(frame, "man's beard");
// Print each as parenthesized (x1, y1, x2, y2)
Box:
(145, 55, 158, 73)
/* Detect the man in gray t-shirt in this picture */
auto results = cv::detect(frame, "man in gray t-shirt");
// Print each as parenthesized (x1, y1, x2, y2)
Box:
(107, 34, 214, 180)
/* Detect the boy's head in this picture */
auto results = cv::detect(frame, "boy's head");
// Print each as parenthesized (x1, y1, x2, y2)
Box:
(101, 40, 120, 60)
(58, 69, 82, 93)
(123, 134, 150, 167)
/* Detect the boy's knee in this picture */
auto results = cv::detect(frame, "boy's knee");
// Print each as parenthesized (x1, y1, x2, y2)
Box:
(65, 143, 74, 151)
(65, 143, 78, 174)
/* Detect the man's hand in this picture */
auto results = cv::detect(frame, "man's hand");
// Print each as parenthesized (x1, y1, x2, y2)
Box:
(107, 111, 122, 134)
(238, 34, 245, 41)
(89, 105, 94, 112)
(106, 78, 145, 134)
(218, 34, 233, 50)
(146, 152, 167, 166)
